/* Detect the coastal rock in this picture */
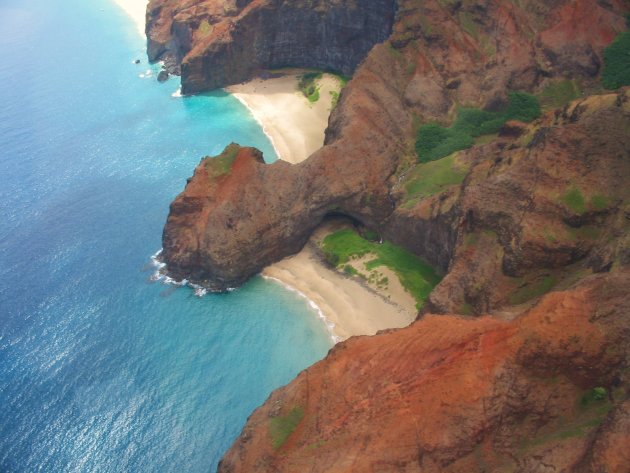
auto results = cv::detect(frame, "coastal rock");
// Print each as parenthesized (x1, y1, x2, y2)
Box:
(153, 0, 630, 469)
(218, 271, 630, 472)
(399, 91, 630, 315)
(157, 70, 169, 82)
(147, 0, 397, 94)
(163, 90, 630, 297)
(159, 0, 628, 291)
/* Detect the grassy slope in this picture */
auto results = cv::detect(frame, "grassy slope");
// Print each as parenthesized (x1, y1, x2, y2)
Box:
(415, 92, 541, 162)
(322, 229, 442, 309)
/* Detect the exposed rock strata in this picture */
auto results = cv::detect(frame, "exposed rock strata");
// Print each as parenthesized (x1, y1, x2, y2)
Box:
(163, 90, 630, 302)
(147, 0, 397, 93)
(160, 0, 628, 292)
(218, 271, 630, 472)
(154, 0, 630, 470)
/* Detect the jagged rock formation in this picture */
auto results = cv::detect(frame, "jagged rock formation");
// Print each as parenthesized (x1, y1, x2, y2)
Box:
(397, 91, 630, 315)
(218, 270, 630, 472)
(163, 90, 630, 301)
(160, 0, 628, 292)
(146, 0, 397, 93)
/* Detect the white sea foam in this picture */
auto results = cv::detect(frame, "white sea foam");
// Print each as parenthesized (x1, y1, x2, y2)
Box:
(262, 274, 340, 344)
(171, 88, 182, 98)
(190, 284, 208, 297)
(149, 249, 195, 289)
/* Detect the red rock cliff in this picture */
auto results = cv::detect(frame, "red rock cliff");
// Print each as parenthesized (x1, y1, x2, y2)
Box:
(218, 271, 630, 472)
(151, 0, 630, 470)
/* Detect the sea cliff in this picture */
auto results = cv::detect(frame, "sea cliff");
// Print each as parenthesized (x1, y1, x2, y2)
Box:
(149, 0, 630, 470)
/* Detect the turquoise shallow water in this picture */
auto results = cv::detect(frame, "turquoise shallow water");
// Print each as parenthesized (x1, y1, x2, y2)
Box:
(0, 0, 332, 471)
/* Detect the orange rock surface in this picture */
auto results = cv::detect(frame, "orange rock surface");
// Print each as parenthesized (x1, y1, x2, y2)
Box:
(219, 272, 630, 472)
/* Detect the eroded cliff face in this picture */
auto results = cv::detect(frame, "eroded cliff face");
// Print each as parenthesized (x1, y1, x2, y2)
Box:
(218, 271, 630, 472)
(163, 90, 630, 303)
(155, 0, 630, 470)
(147, 0, 397, 93)
(160, 0, 628, 291)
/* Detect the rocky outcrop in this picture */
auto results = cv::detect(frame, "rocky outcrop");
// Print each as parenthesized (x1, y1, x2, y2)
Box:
(218, 270, 630, 472)
(399, 91, 630, 314)
(147, 0, 397, 93)
(160, 0, 628, 290)
(154, 0, 630, 469)
(163, 89, 630, 296)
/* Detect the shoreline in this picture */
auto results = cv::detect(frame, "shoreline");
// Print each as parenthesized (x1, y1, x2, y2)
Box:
(229, 92, 285, 164)
(262, 223, 418, 342)
(226, 73, 340, 164)
(113, 0, 417, 343)
(111, 0, 147, 37)
(262, 274, 341, 344)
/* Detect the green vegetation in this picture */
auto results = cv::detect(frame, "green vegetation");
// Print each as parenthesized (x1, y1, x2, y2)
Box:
(403, 152, 469, 205)
(520, 387, 612, 451)
(205, 143, 240, 179)
(322, 229, 442, 309)
(415, 123, 474, 164)
(329, 90, 340, 107)
(509, 275, 556, 305)
(269, 406, 304, 450)
(559, 187, 611, 217)
(592, 387, 607, 401)
(362, 230, 379, 241)
(590, 194, 610, 211)
(602, 31, 630, 89)
(333, 74, 351, 88)
(298, 72, 323, 103)
(561, 186, 586, 214)
(328, 73, 350, 108)
(299, 71, 349, 106)
(198, 19, 212, 37)
(537, 80, 581, 111)
(415, 92, 541, 162)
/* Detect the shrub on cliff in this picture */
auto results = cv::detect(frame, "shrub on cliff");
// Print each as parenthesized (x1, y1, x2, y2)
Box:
(416, 92, 540, 162)
(602, 31, 630, 89)
(416, 124, 473, 163)
(298, 72, 322, 103)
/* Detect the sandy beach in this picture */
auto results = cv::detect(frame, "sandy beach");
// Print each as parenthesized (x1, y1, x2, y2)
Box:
(227, 73, 341, 164)
(112, 0, 147, 37)
(111, 0, 417, 342)
(264, 222, 418, 342)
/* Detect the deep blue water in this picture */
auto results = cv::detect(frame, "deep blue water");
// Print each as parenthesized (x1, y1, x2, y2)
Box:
(0, 0, 332, 471)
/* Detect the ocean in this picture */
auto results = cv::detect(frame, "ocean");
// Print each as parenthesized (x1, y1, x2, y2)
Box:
(0, 0, 332, 471)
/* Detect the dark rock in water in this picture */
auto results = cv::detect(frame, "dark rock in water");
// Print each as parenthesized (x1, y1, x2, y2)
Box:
(134, 59, 140, 64)
(157, 70, 169, 82)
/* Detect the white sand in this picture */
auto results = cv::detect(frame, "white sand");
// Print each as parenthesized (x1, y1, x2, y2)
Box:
(227, 73, 341, 164)
(263, 222, 417, 342)
(263, 245, 417, 342)
(111, 0, 147, 37)
(105, 5, 413, 341)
